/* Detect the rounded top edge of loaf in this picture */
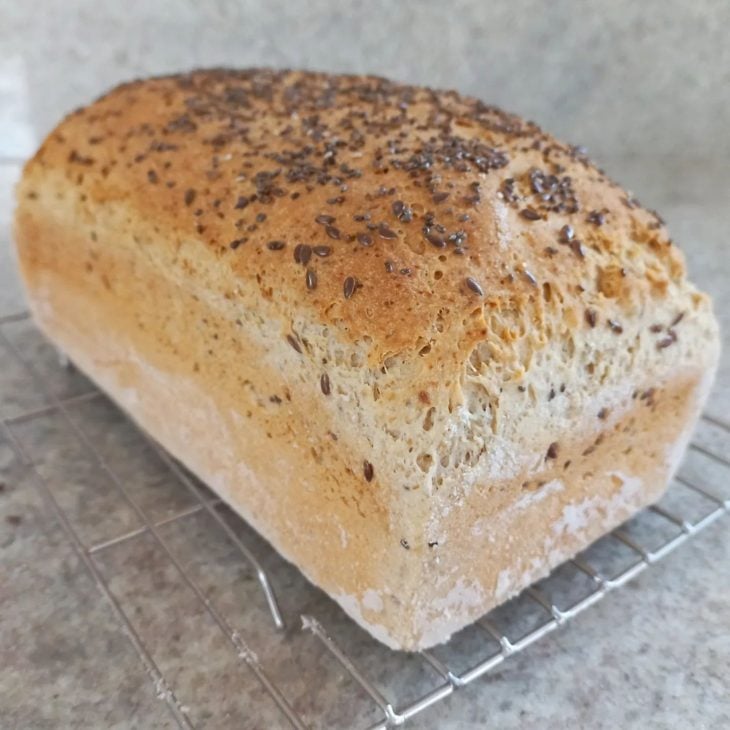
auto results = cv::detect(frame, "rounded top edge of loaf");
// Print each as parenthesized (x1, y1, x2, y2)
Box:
(18, 67, 698, 366)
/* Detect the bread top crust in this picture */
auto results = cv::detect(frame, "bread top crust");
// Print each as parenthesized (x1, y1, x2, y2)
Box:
(21, 68, 691, 370)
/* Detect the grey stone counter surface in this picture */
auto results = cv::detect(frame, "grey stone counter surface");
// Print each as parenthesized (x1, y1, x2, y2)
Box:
(1, 3, 729, 728)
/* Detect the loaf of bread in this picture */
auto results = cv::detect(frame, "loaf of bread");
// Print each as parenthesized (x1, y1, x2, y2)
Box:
(14, 69, 719, 650)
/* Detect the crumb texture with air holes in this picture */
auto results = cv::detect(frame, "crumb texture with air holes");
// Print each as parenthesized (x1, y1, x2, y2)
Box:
(13, 69, 721, 649)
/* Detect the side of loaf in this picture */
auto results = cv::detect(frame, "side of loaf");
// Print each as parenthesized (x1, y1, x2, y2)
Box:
(13, 69, 720, 649)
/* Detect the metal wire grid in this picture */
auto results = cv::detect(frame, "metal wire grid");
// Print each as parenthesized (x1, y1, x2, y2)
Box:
(1, 310, 728, 730)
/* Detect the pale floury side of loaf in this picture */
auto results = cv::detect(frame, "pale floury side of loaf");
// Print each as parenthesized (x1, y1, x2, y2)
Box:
(14, 70, 720, 649)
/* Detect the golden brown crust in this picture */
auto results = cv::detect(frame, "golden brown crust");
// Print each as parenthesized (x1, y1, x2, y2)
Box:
(21, 68, 687, 367)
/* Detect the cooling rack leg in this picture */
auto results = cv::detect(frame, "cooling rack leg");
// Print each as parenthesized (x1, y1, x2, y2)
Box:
(151, 443, 286, 631)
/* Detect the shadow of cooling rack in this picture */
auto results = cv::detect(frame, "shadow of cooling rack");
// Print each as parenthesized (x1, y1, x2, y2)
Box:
(0, 310, 728, 729)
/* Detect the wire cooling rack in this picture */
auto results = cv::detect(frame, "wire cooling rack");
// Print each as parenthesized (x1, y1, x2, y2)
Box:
(1, 310, 728, 729)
